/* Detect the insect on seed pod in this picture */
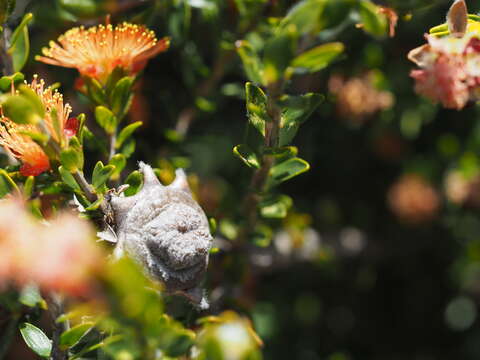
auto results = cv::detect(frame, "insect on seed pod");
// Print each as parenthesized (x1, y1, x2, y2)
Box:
(104, 162, 213, 309)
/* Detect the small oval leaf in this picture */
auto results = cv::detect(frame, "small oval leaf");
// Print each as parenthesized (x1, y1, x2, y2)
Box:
(19, 322, 52, 358)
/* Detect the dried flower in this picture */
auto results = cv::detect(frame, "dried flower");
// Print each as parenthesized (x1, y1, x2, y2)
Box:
(37, 22, 170, 83)
(0, 77, 74, 176)
(378, 6, 398, 38)
(388, 174, 440, 224)
(329, 73, 394, 124)
(0, 199, 102, 296)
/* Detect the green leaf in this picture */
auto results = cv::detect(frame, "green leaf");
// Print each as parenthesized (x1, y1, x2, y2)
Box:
(0, 169, 18, 198)
(219, 219, 239, 240)
(59, 323, 94, 349)
(0, 72, 24, 92)
(357, 0, 388, 37)
(234, 0, 267, 17)
(263, 28, 297, 84)
(60, 146, 83, 173)
(95, 106, 117, 135)
(282, 0, 326, 34)
(121, 137, 136, 158)
(18, 85, 45, 118)
(105, 66, 128, 95)
(252, 224, 273, 247)
(8, 13, 33, 72)
(124, 170, 143, 196)
(102, 337, 141, 360)
(259, 194, 293, 218)
(109, 153, 126, 180)
(19, 284, 46, 308)
(233, 144, 261, 169)
(236, 40, 264, 84)
(116, 121, 142, 149)
(160, 329, 195, 357)
(1, 94, 40, 124)
(110, 76, 134, 120)
(70, 335, 122, 360)
(85, 193, 104, 211)
(291, 42, 344, 73)
(267, 157, 310, 187)
(263, 146, 298, 158)
(23, 175, 34, 198)
(58, 0, 98, 18)
(84, 77, 107, 105)
(430, 23, 448, 35)
(19, 322, 52, 358)
(92, 161, 115, 190)
(278, 93, 323, 146)
(209, 217, 217, 235)
(246, 82, 268, 137)
(58, 166, 81, 191)
(76, 113, 86, 143)
(0, 0, 16, 23)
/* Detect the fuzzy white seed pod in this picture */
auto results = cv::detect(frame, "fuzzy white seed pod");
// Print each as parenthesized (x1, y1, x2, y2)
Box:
(106, 162, 213, 309)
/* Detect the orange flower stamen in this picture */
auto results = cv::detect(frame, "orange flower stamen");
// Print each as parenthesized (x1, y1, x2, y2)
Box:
(0, 77, 74, 176)
(37, 22, 170, 83)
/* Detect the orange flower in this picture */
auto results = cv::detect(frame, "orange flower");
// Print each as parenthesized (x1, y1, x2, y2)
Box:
(0, 77, 74, 176)
(37, 22, 170, 83)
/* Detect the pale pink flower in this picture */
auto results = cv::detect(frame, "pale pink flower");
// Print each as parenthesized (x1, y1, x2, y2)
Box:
(388, 174, 440, 224)
(0, 199, 103, 296)
(408, 34, 480, 110)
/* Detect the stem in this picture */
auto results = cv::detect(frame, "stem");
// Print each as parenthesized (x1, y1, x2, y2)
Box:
(237, 81, 283, 243)
(175, 50, 236, 136)
(0, 27, 13, 75)
(108, 132, 117, 161)
(47, 294, 68, 360)
(72, 171, 97, 203)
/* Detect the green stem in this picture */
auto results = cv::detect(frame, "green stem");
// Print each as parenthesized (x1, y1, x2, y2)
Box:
(237, 81, 284, 243)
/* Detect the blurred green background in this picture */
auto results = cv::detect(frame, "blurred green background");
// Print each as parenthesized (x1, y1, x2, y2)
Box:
(12, 0, 480, 358)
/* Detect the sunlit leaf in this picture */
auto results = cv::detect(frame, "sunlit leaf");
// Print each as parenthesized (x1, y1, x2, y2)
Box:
(19, 322, 52, 358)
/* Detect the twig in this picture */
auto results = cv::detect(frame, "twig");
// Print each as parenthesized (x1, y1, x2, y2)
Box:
(0, 27, 13, 75)
(237, 81, 283, 243)
(72, 171, 97, 203)
(47, 294, 68, 360)
(175, 50, 236, 136)
(108, 132, 117, 161)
